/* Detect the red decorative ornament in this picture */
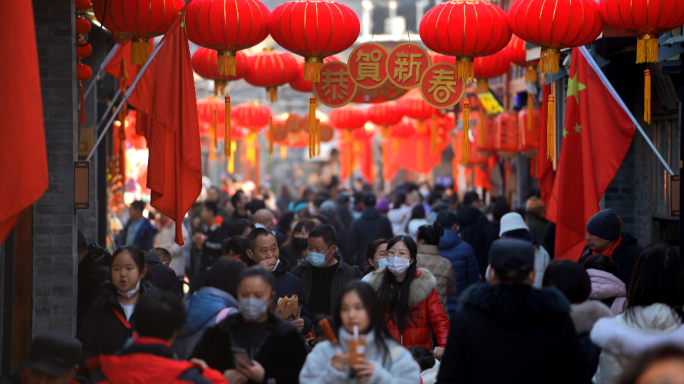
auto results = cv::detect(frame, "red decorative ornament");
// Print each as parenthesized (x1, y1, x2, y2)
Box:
(232, 102, 273, 130)
(313, 61, 357, 108)
(245, 48, 298, 102)
(400, 94, 438, 131)
(193, 47, 248, 96)
(507, 34, 539, 83)
(454, 131, 489, 167)
(368, 102, 405, 138)
(387, 43, 431, 90)
(329, 105, 368, 131)
(290, 56, 340, 93)
(348, 43, 390, 90)
(474, 48, 511, 93)
(185, 0, 270, 76)
(478, 115, 497, 156)
(389, 117, 416, 138)
(112, 33, 130, 45)
(419, 0, 512, 82)
(495, 111, 520, 159)
(508, 0, 604, 74)
(353, 124, 377, 140)
(93, 0, 185, 65)
(518, 107, 541, 157)
(76, 1, 92, 124)
(419, 63, 466, 110)
(270, 0, 360, 82)
(428, 52, 453, 64)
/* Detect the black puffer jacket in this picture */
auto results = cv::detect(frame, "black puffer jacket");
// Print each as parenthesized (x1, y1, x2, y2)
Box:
(346, 207, 393, 267)
(579, 232, 644, 287)
(77, 244, 111, 330)
(145, 252, 181, 296)
(438, 283, 583, 384)
(457, 206, 498, 277)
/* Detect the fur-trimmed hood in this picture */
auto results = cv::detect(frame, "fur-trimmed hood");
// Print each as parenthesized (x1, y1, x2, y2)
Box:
(366, 267, 437, 307)
(458, 283, 571, 330)
(570, 301, 613, 334)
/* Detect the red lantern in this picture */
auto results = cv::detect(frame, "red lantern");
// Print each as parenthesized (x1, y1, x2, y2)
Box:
(112, 33, 130, 45)
(290, 56, 340, 93)
(232, 102, 273, 130)
(419, 0, 511, 82)
(509, 0, 604, 74)
(353, 124, 377, 140)
(389, 117, 416, 138)
(186, 0, 270, 76)
(474, 48, 511, 93)
(495, 111, 520, 159)
(93, 0, 185, 65)
(399, 95, 437, 135)
(455, 131, 489, 167)
(507, 34, 539, 83)
(519, 107, 541, 157)
(245, 48, 298, 102)
(478, 115, 497, 156)
(193, 48, 248, 96)
(329, 105, 368, 131)
(368, 102, 404, 138)
(270, 0, 360, 82)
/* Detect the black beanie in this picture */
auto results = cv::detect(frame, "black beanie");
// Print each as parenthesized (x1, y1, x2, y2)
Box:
(586, 209, 621, 241)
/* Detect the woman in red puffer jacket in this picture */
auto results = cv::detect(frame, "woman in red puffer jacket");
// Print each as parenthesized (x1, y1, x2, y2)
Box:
(366, 235, 450, 359)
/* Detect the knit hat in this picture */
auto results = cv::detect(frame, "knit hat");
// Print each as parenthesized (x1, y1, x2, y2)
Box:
(586, 209, 621, 240)
(376, 197, 389, 213)
(499, 212, 529, 237)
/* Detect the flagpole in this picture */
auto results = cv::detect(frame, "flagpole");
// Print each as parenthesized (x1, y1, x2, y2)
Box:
(86, 39, 167, 162)
(579, 46, 674, 176)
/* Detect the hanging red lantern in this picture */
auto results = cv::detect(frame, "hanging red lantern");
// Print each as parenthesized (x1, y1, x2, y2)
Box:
(245, 48, 298, 102)
(399, 95, 438, 135)
(192, 48, 248, 96)
(232, 102, 273, 131)
(454, 131, 489, 168)
(329, 105, 368, 131)
(300, 110, 330, 132)
(474, 48, 511, 94)
(186, 0, 270, 76)
(353, 124, 377, 140)
(270, 0, 359, 82)
(76, 1, 92, 124)
(112, 33, 130, 45)
(419, 0, 511, 82)
(507, 34, 539, 83)
(93, 0, 185, 65)
(389, 117, 416, 138)
(290, 56, 341, 93)
(495, 111, 520, 159)
(508, 0, 604, 75)
(518, 107, 541, 157)
(368, 102, 405, 138)
(478, 115, 497, 156)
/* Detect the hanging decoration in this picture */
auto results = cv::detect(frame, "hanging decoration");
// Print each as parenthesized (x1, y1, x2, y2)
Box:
(508, 0, 604, 74)
(232, 102, 273, 131)
(518, 107, 541, 157)
(192, 48, 249, 96)
(387, 43, 431, 90)
(478, 114, 497, 156)
(290, 56, 340, 93)
(313, 61, 357, 108)
(348, 43, 390, 90)
(454, 131, 489, 168)
(245, 48, 298, 102)
(474, 49, 511, 94)
(419, 0, 512, 82)
(496, 111, 521, 160)
(507, 34, 539, 84)
(93, 0, 185, 65)
(368, 102, 405, 138)
(400, 93, 438, 135)
(76, 0, 92, 125)
(270, 0, 359, 83)
(186, 0, 270, 76)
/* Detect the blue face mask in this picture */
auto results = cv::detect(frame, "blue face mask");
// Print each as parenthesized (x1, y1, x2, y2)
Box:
(375, 258, 387, 269)
(307, 247, 332, 267)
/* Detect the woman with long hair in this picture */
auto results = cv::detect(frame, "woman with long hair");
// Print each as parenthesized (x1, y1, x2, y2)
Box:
(362, 238, 388, 276)
(591, 246, 684, 384)
(279, 220, 316, 271)
(299, 282, 421, 383)
(365, 236, 450, 358)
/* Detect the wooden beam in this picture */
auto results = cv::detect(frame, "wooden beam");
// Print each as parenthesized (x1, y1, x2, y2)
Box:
(11, 206, 33, 372)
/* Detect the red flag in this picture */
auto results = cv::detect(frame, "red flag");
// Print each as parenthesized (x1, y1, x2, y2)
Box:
(104, 42, 144, 88)
(537, 83, 555, 205)
(0, 1, 49, 243)
(552, 48, 635, 260)
(127, 4, 202, 246)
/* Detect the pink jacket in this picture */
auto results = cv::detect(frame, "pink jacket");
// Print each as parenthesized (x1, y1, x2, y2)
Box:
(587, 268, 627, 316)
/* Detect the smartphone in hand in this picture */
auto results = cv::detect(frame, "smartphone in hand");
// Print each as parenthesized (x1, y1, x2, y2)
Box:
(231, 347, 254, 367)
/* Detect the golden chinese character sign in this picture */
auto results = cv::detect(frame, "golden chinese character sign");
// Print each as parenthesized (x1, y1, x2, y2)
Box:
(348, 43, 389, 89)
(386, 43, 431, 90)
(314, 62, 357, 108)
(420, 62, 466, 109)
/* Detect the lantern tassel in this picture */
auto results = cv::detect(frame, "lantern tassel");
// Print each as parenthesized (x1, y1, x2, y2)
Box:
(527, 92, 533, 132)
(476, 79, 488, 94)
(462, 101, 470, 164)
(547, 95, 555, 160)
(309, 97, 315, 159)
(280, 146, 287, 159)
(539, 48, 560, 75)
(431, 114, 437, 155)
(268, 88, 278, 103)
(225, 96, 231, 157)
(316, 119, 321, 156)
(269, 116, 274, 155)
(455, 57, 474, 82)
(644, 69, 651, 125)
(227, 142, 235, 174)
(525, 66, 537, 83)
(305, 57, 322, 82)
(637, 35, 659, 64)
(131, 38, 151, 66)
(218, 51, 237, 76)
(213, 109, 218, 149)
(80, 82, 86, 124)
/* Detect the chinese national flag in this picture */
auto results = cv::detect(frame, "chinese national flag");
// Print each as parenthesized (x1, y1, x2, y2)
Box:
(550, 48, 635, 260)
(127, 3, 201, 245)
(537, 83, 555, 205)
(0, 0, 49, 244)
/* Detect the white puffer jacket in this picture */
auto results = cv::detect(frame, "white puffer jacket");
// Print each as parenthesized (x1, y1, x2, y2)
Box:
(590, 303, 684, 384)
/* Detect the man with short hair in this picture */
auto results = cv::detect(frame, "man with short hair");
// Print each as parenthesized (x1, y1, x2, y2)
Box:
(245, 228, 313, 335)
(0, 332, 81, 384)
(87, 292, 226, 383)
(291, 224, 363, 316)
(438, 238, 583, 384)
(194, 202, 225, 290)
(346, 193, 393, 267)
(219, 189, 252, 238)
(118, 200, 157, 250)
(456, 191, 497, 277)
(253, 209, 275, 232)
(579, 208, 643, 286)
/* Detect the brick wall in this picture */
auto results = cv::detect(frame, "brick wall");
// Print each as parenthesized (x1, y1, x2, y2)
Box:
(32, 0, 78, 335)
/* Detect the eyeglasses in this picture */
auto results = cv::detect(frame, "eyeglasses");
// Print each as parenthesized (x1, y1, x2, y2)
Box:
(386, 249, 411, 259)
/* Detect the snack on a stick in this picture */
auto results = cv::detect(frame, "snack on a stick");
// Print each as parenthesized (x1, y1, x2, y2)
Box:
(318, 318, 338, 345)
(276, 294, 299, 309)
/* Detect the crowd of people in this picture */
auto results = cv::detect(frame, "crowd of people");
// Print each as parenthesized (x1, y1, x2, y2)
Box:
(5, 180, 684, 384)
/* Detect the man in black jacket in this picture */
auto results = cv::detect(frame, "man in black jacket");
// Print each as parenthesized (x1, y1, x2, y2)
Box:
(291, 224, 363, 317)
(220, 189, 252, 238)
(245, 228, 313, 335)
(457, 191, 498, 277)
(346, 193, 393, 267)
(77, 231, 111, 330)
(578, 208, 644, 287)
(438, 238, 583, 384)
(193, 201, 226, 290)
(145, 250, 182, 296)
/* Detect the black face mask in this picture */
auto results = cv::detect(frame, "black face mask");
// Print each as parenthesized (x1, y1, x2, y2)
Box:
(293, 238, 309, 251)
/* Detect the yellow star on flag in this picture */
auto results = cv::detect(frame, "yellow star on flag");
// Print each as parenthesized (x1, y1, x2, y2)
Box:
(567, 72, 587, 105)
(563, 127, 569, 138)
(574, 123, 582, 134)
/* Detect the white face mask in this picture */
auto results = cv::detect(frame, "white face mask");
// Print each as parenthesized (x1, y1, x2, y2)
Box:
(386, 257, 410, 276)
(117, 280, 141, 299)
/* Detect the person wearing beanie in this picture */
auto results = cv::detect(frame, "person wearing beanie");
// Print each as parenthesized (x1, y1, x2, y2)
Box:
(1, 332, 81, 384)
(456, 191, 498, 278)
(347, 192, 394, 267)
(579, 209, 644, 287)
(525, 196, 548, 248)
(438, 238, 583, 384)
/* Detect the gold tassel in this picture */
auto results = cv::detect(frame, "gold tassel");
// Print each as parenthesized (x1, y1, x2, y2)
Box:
(381, 125, 390, 139)
(267, 88, 278, 103)
(637, 35, 659, 64)
(539, 48, 560, 75)
(227, 142, 235, 174)
(269, 116, 274, 155)
(309, 97, 315, 159)
(305, 57, 322, 82)
(462, 101, 470, 164)
(209, 139, 216, 162)
(455, 57, 474, 82)
(316, 119, 321, 156)
(525, 66, 538, 83)
(280, 146, 287, 159)
(225, 96, 231, 157)
(431, 114, 437, 154)
(130, 38, 151, 66)
(527, 92, 533, 132)
(476, 79, 488, 94)
(217, 51, 237, 76)
(644, 69, 651, 124)
(547, 95, 555, 160)
(215, 81, 227, 97)
(213, 109, 218, 149)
